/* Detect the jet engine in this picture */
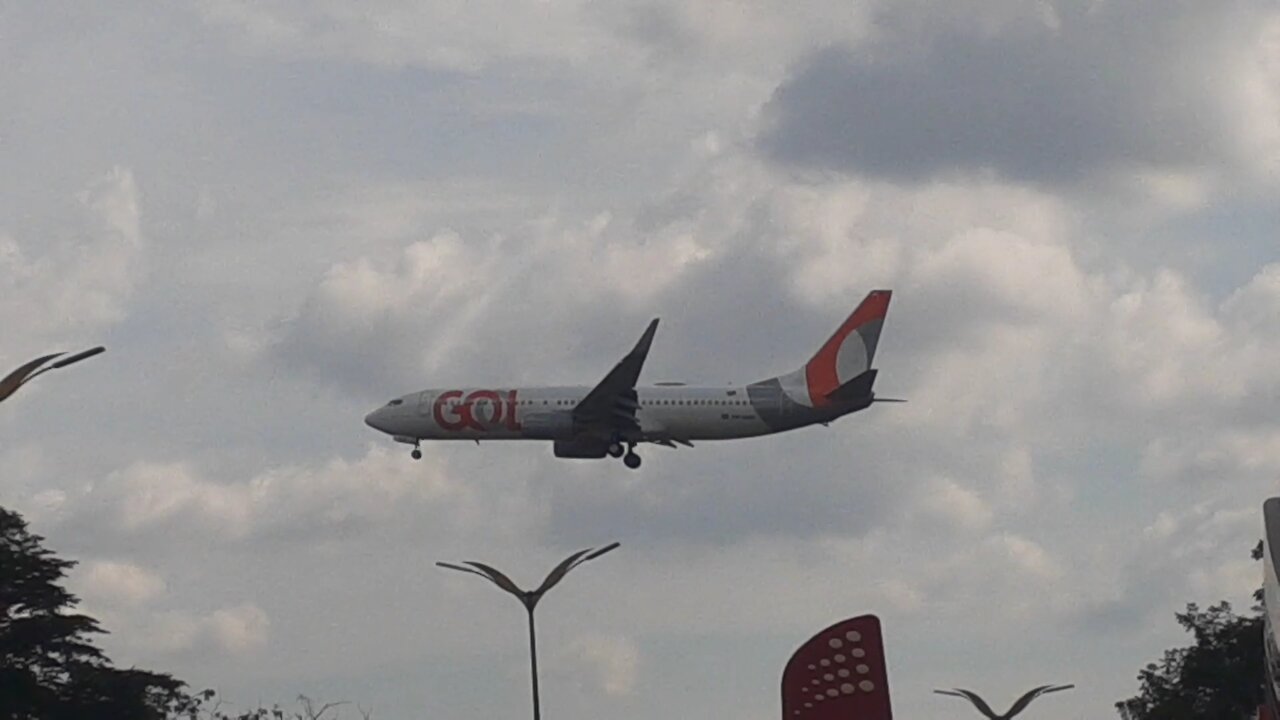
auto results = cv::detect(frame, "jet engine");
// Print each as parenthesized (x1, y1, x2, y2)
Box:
(553, 437, 610, 459)
(522, 411, 576, 440)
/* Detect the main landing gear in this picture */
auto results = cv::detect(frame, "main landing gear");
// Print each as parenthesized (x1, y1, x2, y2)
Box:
(411, 440, 422, 460)
(607, 438, 642, 469)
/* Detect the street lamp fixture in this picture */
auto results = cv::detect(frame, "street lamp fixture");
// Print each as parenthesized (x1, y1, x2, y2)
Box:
(934, 684, 1075, 719)
(437, 542, 620, 720)
(0, 347, 106, 405)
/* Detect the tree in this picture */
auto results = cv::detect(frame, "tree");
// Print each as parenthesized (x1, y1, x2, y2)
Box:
(1116, 543, 1265, 720)
(1, 504, 370, 719)
(0, 504, 198, 720)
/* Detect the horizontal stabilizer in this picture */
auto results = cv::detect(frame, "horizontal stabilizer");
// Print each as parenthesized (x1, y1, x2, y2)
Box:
(825, 369, 877, 403)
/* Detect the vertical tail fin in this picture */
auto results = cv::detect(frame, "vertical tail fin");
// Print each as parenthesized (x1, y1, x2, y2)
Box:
(804, 290, 891, 402)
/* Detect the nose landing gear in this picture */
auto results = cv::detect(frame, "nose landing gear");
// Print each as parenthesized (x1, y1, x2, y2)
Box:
(623, 451, 641, 469)
(394, 435, 423, 460)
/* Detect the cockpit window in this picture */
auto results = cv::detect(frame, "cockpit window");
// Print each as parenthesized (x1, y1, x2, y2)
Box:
(387, 399, 404, 406)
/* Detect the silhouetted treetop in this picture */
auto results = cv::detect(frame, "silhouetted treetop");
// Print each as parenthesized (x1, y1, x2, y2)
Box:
(1116, 544, 1265, 720)
(1, 504, 194, 720)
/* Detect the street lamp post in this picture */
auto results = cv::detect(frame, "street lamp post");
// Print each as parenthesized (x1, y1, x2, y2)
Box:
(437, 542, 620, 720)
(934, 684, 1075, 719)
(0, 347, 106, 405)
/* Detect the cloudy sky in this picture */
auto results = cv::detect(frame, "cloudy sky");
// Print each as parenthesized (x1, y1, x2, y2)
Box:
(3, 1, 1279, 718)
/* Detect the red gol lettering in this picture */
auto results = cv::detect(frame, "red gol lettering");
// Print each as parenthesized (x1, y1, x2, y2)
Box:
(468, 390, 502, 427)
(434, 390, 466, 431)
(505, 389, 522, 430)
(433, 389, 523, 432)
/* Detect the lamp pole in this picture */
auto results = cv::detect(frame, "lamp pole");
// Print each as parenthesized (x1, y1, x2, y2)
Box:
(0, 347, 105, 405)
(437, 542, 620, 720)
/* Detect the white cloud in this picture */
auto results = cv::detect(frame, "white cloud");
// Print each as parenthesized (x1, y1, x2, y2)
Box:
(267, 202, 721, 392)
(563, 634, 640, 697)
(1226, 16, 1280, 183)
(1100, 271, 1223, 406)
(1124, 503, 1261, 611)
(1224, 262, 1280, 334)
(207, 604, 272, 654)
(196, 0, 873, 78)
(196, 0, 610, 72)
(1142, 427, 1280, 487)
(77, 445, 483, 543)
(916, 227, 1089, 322)
(0, 166, 145, 356)
(78, 561, 168, 607)
(912, 477, 994, 534)
(133, 603, 270, 657)
(988, 533, 1061, 582)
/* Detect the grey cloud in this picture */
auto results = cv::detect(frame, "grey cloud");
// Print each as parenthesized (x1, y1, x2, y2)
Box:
(608, 4, 701, 61)
(538, 432, 903, 548)
(267, 233, 642, 396)
(759, 0, 1262, 184)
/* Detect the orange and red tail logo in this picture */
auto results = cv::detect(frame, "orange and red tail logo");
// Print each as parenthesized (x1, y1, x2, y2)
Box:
(805, 290, 892, 403)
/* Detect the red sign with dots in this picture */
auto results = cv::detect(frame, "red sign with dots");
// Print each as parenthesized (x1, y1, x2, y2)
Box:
(781, 615, 892, 720)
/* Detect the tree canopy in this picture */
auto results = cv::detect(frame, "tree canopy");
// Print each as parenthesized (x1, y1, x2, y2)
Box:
(1116, 543, 1266, 720)
(1, 504, 368, 719)
(0, 504, 196, 720)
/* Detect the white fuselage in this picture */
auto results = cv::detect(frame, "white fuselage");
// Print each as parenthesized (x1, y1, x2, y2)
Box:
(368, 384, 779, 442)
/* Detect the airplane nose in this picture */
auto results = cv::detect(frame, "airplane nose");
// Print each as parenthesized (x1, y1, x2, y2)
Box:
(365, 408, 389, 433)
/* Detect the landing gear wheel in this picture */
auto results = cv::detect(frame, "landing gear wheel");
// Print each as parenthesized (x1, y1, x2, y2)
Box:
(623, 452, 641, 469)
(608, 442, 625, 458)
(411, 448, 422, 460)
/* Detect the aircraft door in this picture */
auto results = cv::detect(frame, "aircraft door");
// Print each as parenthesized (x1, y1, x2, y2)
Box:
(416, 392, 435, 417)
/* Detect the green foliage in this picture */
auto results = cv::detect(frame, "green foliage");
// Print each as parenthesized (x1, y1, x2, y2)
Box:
(0, 505, 197, 720)
(1116, 544, 1266, 720)
(1, 504, 370, 719)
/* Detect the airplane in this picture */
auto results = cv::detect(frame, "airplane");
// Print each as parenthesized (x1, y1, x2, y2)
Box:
(364, 290, 897, 469)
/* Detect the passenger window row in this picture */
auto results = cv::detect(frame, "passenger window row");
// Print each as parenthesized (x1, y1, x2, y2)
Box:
(446, 398, 751, 407)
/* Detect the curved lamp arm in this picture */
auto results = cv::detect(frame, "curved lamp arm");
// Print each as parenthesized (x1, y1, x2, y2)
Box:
(438, 542, 621, 610)
(0, 347, 105, 404)
(935, 684, 1074, 719)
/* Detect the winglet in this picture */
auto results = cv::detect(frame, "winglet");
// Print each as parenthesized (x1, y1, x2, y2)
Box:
(572, 318, 660, 431)
(631, 318, 659, 361)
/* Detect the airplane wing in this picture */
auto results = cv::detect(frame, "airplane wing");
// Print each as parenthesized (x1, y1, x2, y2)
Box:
(572, 319, 659, 440)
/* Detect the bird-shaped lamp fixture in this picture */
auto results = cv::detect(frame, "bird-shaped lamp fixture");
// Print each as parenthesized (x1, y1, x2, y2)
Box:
(933, 684, 1075, 719)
